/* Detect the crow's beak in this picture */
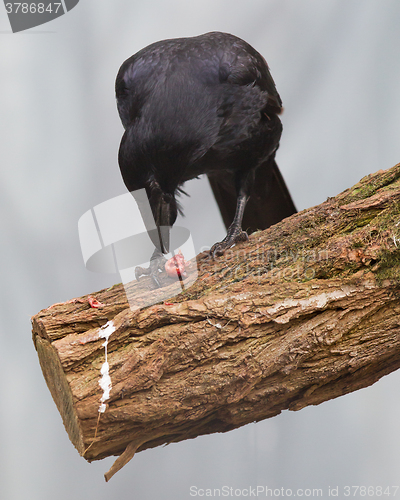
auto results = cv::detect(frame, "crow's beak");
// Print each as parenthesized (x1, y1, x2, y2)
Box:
(156, 196, 171, 254)
(134, 184, 174, 255)
(149, 191, 172, 254)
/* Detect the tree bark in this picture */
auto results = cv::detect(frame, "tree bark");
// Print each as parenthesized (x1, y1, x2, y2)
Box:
(32, 164, 400, 481)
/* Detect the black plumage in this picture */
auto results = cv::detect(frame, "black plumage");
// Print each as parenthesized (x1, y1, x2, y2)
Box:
(116, 31, 296, 284)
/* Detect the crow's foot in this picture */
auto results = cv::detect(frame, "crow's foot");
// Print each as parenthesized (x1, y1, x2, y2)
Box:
(135, 254, 167, 288)
(210, 229, 248, 259)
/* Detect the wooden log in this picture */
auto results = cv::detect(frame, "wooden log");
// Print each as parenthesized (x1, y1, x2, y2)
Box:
(32, 164, 400, 481)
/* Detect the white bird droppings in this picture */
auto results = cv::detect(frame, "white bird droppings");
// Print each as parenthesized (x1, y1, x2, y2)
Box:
(97, 320, 116, 413)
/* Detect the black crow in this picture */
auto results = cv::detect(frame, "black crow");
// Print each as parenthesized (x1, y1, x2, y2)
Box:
(116, 31, 296, 286)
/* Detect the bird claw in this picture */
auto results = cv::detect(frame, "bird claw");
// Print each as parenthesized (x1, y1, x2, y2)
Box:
(135, 255, 167, 288)
(210, 230, 248, 259)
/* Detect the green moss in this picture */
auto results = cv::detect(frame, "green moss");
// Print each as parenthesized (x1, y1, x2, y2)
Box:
(340, 164, 400, 205)
(374, 249, 400, 285)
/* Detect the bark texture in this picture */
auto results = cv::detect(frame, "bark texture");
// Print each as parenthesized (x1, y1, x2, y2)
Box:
(32, 164, 400, 480)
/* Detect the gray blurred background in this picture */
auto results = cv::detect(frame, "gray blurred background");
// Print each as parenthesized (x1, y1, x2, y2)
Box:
(1, 1, 400, 499)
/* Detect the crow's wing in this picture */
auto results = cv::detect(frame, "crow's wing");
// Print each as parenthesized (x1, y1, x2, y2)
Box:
(203, 34, 295, 231)
(116, 32, 283, 129)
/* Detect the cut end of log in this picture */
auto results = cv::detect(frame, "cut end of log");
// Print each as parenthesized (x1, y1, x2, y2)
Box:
(34, 336, 86, 454)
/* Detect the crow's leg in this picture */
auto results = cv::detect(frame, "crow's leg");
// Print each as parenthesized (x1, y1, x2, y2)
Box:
(210, 193, 249, 257)
(210, 169, 253, 258)
(135, 247, 167, 288)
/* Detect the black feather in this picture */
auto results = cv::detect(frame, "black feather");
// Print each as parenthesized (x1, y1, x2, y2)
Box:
(116, 31, 296, 266)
